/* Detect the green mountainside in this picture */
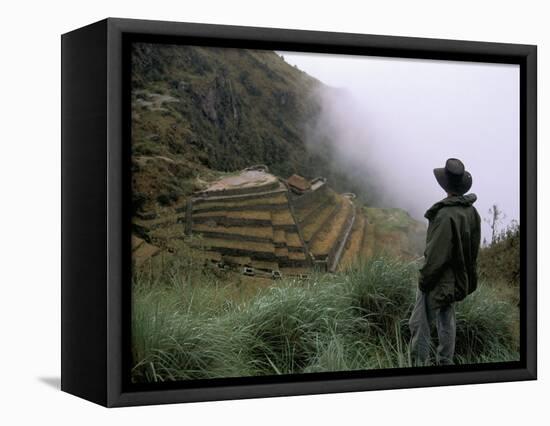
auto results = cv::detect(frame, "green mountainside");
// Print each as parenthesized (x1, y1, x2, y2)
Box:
(133, 44, 336, 210)
(130, 43, 426, 265)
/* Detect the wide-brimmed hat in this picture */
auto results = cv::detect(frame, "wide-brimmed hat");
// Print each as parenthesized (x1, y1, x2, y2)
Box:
(433, 158, 472, 195)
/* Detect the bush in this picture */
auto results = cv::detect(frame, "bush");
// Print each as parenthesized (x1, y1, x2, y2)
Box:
(344, 258, 416, 335)
(156, 188, 180, 206)
(454, 282, 519, 362)
(236, 280, 368, 374)
(478, 222, 520, 287)
(132, 191, 148, 215)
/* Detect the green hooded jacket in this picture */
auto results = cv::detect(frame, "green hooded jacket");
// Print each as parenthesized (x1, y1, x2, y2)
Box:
(419, 194, 481, 308)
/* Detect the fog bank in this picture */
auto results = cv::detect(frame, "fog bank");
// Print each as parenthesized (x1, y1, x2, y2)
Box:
(281, 51, 520, 242)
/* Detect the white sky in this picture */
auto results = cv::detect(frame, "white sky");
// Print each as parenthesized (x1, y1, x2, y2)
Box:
(280, 51, 520, 242)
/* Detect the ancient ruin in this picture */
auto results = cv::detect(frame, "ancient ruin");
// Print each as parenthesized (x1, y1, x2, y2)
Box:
(184, 166, 368, 278)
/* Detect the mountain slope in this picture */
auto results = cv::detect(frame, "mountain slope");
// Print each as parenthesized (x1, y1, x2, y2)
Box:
(130, 43, 426, 265)
(131, 44, 335, 211)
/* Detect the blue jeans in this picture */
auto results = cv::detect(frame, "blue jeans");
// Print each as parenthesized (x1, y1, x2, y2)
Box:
(409, 289, 456, 366)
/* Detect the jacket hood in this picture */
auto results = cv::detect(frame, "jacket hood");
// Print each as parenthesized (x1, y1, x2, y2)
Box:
(425, 193, 478, 220)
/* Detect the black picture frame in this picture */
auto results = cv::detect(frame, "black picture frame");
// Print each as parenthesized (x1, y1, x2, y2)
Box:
(61, 17, 537, 407)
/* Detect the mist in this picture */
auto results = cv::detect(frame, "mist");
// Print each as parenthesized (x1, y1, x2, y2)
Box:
(281, 51, 520, 242)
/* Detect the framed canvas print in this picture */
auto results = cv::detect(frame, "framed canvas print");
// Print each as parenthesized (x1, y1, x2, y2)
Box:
(61, 18, 537, 407)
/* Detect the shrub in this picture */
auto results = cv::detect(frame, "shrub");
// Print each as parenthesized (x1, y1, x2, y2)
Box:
(344, 258, 417, 335)
(236, 280, 368, 374)
(454, 282, 519, 363)
(478, 222, 520, 287)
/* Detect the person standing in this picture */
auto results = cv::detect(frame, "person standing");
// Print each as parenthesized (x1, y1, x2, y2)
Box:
(409, 158, 481, 366)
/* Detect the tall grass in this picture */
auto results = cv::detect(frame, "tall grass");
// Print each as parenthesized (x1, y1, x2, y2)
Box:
(131, 257, 519, 383)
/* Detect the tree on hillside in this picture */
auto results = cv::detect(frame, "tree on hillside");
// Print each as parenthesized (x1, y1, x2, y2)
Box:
(484, 204, 505, 245)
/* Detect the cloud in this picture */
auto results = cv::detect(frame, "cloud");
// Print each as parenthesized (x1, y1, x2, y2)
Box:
(283, 52, 520, 241)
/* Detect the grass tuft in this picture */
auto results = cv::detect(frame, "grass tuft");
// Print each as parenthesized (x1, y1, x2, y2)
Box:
(131, 257, 519, 383)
